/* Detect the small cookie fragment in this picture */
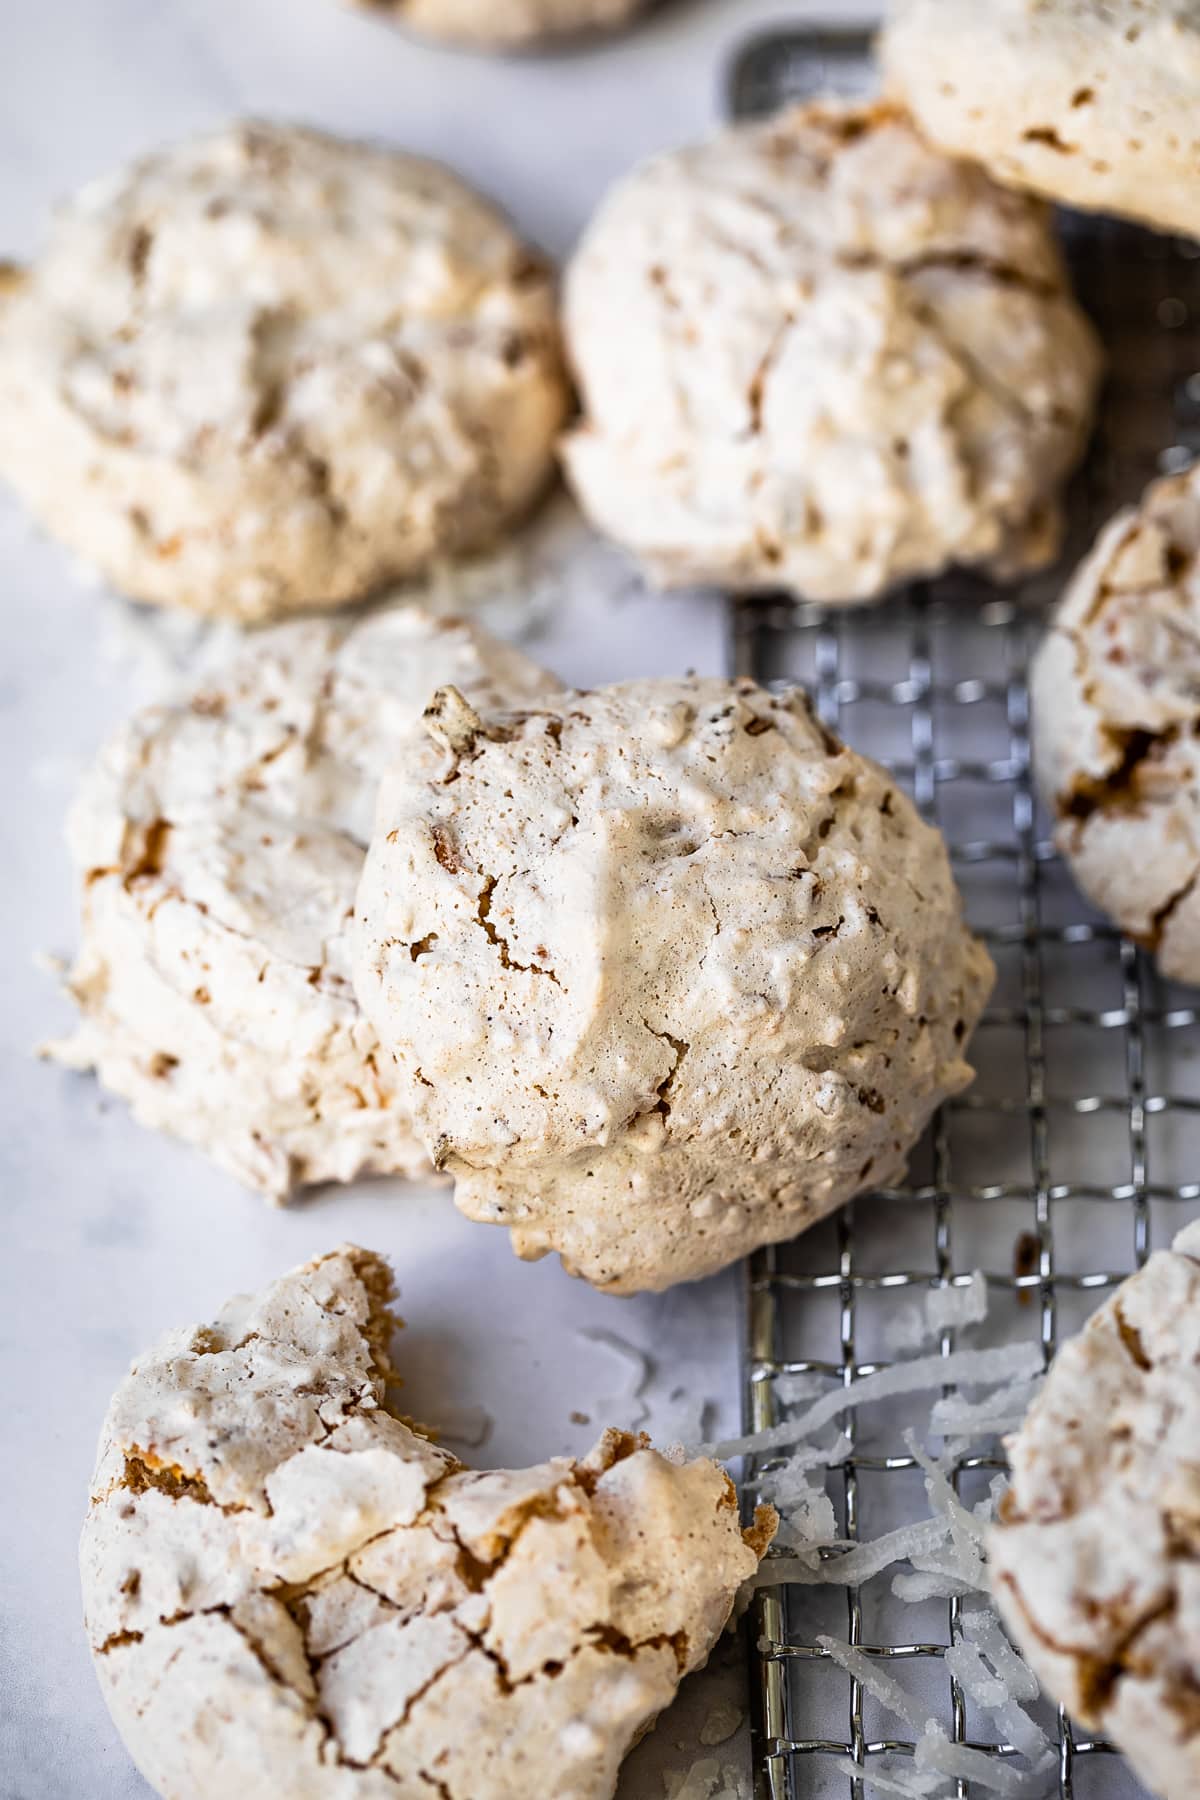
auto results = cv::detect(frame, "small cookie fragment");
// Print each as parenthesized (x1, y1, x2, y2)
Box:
(82, 1246, 775, 1800)
(352, 676, 994, 1292)
(46, 607, 557, 1198)
(360, 0, 646, 49)
(560, 100, 1101, 605)
(0, 122, 568, 619)
(990, 1223, 1200, 1800)
(1031, 465, 1200, 982)
(882, 0, 1200, 242)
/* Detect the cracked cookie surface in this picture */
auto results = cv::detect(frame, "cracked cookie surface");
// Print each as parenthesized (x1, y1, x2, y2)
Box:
(81, 1246, 775, 1799)
(560, 100, 1101, 606)
(990, 1222, 1200, 1800)
(359, 0, 645, 49)
(0, 122, 568, 620)
(352, 676, 994, 1292)
(1032, 465, 1200, 982)
(882, 0, 1200, 241)
(46, 607, 557, 1199)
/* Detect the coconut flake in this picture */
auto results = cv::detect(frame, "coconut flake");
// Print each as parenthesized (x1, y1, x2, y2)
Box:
(700, 1342, 1042, 1461)
(946, 1642, 1052, 1768)
(771, 1484, 839, 1555)
(961, 1610, 1038, 1704)
(891, 1568, 978, 1602)
(913, 1726, 1030, 1796)
(930, 1377, 1043, 1448)
(827, 1756, 949, 1798)
(773, 1371, 827, 1406)
(889, 1273, 989, 1353)
(755, 1516, 950, 1588)
(816, 1636, 930, 1733)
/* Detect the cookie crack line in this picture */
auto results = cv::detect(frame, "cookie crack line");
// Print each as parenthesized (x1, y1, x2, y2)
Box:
(641, 1021, 689, 1122)
(475, 874, 561, 985)
(1058, 720, 1177, 825)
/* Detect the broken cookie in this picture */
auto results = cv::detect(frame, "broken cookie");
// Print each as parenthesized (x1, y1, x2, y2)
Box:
(991, 1223, 1200, 1800)
(82, 1246, 775, 1799)
(1032, 464, 1200, 982)
(352, 675, 994, 1292)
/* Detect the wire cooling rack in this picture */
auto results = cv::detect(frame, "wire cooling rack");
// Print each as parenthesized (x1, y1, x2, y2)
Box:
(729, 26, 1200, 1800)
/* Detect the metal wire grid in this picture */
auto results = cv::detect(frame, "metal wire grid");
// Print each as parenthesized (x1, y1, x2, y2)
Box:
(728, 26, 1200, 1800)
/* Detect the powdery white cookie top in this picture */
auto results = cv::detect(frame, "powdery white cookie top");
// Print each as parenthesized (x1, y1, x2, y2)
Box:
(1031, 465, 1200, 983)
(560, 101, 1102, 606)
(360, 0, 644, 48)
(990, 1223, 1200, 1800)
(0, 121, 568, 620)
(352, 676, 994, 1293)
(882, 0, 1200, 241)
(81, 1246, 774, 1800)
(47, 606, 557, 1199)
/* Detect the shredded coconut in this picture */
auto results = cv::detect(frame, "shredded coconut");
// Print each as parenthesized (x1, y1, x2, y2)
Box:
(828, 1755, 949, 1798)
(961, 1609, 1038, 1704)
(929, 1378, 1043, 1449)
(772, 1371, 828, 1407)
(816, 1637, 931, 1733)
(701, 1342, 1042, 1461)
(891, 1568, 979, 1603)
(888, 1273, 990, 1354)
(755, 1516, 951, 1589)
(913, 1726, 1033, 1796)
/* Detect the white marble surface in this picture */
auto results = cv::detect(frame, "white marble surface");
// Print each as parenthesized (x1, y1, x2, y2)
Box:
(0, 2, 876, 1796)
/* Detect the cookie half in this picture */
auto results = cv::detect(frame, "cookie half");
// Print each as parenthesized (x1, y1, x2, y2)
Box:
(47, 607, 558, 1198)
(991, 1223, 1200, 1800)
(883, 0, 1200, 242)
(561, 100, 1102, 605)
(0, 122, 569, 619)
(82, 1246, 775, 1799)
(352, 676, 994, 1292)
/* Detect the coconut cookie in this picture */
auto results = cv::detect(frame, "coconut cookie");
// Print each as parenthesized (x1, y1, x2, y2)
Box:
(1031, 465, 1200, 983)
(991, 1223, 1200, 1800)
(352, 677, 994, 1293)
(560, 101, 1101, 607)
(0, 122, 568, 621)
(882, 0, 1200, 242)
(46, 608, 557, 1199)
(82, 1246, 775, 1800)
(362, 0, 645, 50)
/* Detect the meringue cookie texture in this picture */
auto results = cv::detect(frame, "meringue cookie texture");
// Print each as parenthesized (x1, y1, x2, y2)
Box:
(82, 1246, 775, 1799)
(352, 676, 994, 1292)
(46, 606, 558, 1199)
(883, 0, 1200, 243)
(560, 100, 1101, 606)
(1032, 464, 1200, 983)
(991, 1223, 1200, 1800)
(0, 121, 568, 619)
